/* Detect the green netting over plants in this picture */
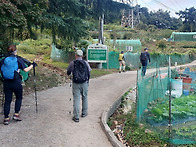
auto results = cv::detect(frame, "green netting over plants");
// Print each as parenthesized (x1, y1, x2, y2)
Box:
(169, 32, 196, 42)
(136, 64, 196, 145)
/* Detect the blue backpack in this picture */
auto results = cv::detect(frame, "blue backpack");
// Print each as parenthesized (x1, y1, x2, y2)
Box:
(1, 56, 19, 80)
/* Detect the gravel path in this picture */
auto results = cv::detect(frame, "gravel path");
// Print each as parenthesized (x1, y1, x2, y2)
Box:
(0, 71, 137, 147)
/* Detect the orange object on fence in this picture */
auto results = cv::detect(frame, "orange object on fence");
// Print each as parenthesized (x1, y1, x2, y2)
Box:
(181, 77, 192, 90)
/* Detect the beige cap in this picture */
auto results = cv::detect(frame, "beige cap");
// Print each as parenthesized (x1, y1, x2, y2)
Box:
(75, 50, 83, 56)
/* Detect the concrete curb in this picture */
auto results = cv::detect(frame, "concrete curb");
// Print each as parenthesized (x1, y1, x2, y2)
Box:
(100, 86, 135, 147)
(100, 95, 125, 147)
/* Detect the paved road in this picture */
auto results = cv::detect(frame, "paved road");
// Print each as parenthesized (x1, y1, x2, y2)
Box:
(0, 60, 195, 147)
(0, 71, 137, 147)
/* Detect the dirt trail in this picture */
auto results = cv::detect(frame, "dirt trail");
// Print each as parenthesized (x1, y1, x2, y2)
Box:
(0, 71, 137, 147)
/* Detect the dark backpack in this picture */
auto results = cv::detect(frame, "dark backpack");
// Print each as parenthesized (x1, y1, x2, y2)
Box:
(140, 52, 147, 61)
(1, 56, 19, 80)
(73, 60, 89, 83)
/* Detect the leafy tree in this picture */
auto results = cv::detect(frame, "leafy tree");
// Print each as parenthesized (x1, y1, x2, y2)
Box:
(18, 0, 48, 39)
(42, 0, 88, 45)
(79, 0, 131, 23)
(0, 0, 27, 51)
(104, 0, 130, 23)
(177, 7, 196, 32)
(0, 0, 27, 28)
(135, 8, 182, 30)
(148, 10, 180, 29)
(0, 0, 47, 51)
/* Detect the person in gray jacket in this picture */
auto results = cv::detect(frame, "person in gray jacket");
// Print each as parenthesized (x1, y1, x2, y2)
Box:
(67, 50, 91, 122)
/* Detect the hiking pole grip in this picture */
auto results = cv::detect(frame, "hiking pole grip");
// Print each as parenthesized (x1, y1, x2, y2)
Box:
(33, 66, 38, 113)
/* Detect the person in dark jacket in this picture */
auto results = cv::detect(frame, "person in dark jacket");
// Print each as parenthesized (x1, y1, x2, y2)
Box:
(140, 48, 151, 76)
(67, 50, 91, 123)
(0, 45, 34, 125)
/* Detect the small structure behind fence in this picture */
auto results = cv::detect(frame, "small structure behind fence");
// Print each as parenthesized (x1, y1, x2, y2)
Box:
(169, 32, 196, 42)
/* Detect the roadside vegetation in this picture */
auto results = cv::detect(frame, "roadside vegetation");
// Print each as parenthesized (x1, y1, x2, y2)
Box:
(108, 89, 196, 147)
(107, 90, 168, 146)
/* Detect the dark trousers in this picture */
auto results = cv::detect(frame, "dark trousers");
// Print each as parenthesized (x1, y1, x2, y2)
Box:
(142, 66, 147, 76)
(141, 60, 148, 76)
(3, 80, 23, 118)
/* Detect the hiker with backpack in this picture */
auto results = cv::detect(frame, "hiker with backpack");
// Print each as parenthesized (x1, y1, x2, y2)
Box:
(119, 51, 125, 73)
(67, 50, 91, 123)
(140, 48, 151, 76)
(0, 45, 35, 125)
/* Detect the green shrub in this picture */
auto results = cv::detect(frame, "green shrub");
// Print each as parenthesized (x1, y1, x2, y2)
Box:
(17, 39, 52, 55)
(89, 31, 98, 39)
(123, 32, 133, 39)
(110, 32, 121, 39)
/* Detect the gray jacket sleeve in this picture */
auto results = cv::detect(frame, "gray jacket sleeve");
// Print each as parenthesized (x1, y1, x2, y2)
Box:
(85, 61, 91, 72)
(67, 61, 74, 75)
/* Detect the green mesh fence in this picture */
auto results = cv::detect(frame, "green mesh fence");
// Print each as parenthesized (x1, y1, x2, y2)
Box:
(50, 43, 195, 70)
(150, 54, 194, 67)
(102, 51, 139, 69)
(102, 51, 119, 69)
(102, 51, 194, 69)
(137, 65, 196, 145)
(50, 44, 75, 62)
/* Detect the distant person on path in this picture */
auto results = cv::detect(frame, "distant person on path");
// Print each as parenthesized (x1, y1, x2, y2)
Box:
(119, 51, 125, 73)
(0, 45, 34, 125)
(140, 48, 151, 76)
(67, 50, 91, 123)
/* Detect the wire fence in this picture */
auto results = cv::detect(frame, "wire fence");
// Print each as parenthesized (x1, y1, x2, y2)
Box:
(137, 64, 196, 145)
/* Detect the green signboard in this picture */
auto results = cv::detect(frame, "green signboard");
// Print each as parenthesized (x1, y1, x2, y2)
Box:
(87, 49, 107, 62)
(87, 44, 108, 63)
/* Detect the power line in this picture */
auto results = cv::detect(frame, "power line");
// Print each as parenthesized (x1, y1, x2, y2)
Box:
(152, 0, 178, 12)
(173, 0, 184, 10)
(138, 0, 156, 12)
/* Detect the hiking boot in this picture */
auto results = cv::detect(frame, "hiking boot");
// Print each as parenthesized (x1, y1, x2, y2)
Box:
(72, 117, 79, 123)
(13, 114, 22, 121)
(119, 71, 121, 73)
(123, 70, 125, 72)
(81, 113, 87, 118)
(3, 118, 10, 125)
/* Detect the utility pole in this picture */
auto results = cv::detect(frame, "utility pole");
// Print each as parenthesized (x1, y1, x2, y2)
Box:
(131, 9, 134, 29)
(130, 0, 137, 29)
(119, 0, 139, 29)
(98, 14, 104, 44)
(121, 9, 126, 27)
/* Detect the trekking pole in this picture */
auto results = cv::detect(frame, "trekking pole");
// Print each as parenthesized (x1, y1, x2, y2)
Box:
(33, 63, 38, 113)
(69, 74, 72, 115)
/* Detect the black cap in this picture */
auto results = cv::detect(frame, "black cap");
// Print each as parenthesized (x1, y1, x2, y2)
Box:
(144, 48, 149, 51)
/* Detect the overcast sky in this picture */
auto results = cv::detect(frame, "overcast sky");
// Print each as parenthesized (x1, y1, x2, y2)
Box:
(114, 0, 195, 17)
(137, 0, 196, 17)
